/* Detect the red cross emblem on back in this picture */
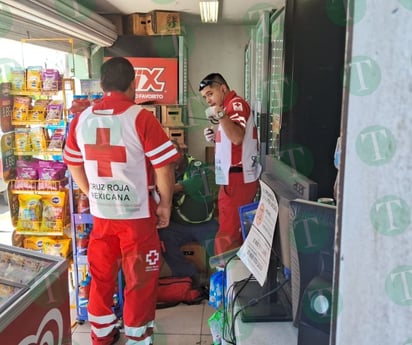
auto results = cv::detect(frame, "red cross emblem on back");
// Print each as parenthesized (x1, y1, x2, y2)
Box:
(85, 128, 127, 177)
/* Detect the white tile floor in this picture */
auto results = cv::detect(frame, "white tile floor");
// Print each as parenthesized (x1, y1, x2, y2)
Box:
(71, 301, 215, 345)
(0, 207, 216, 345)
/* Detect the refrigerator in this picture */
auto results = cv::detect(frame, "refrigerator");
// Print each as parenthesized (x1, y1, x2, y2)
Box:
(0, 244, 71, 344)
(250, 11, 270, 168)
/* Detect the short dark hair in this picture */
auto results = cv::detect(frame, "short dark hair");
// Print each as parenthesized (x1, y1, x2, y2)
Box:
(198, 73, 229, 91)
(100, 57, 135, 92)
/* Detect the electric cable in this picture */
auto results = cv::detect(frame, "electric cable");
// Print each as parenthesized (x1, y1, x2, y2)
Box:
(231, 277, 290, 341)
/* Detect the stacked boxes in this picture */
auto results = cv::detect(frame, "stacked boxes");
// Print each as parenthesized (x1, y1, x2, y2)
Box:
(164, 128, 185, 146)
(160, 104, 185, 146)
(140, 104, 161, 122)
(139, 104, 186, 146)
(146, 11, 181, 36)
(124, 13, 147, 36)
(160, 105, 183, 127)
(124, 11, 181, 36)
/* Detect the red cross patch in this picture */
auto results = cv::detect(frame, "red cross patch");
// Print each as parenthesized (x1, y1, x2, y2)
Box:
(84, 128, 126, 177)
(146, 250, 160, 266)
(233, 102, 243, 111)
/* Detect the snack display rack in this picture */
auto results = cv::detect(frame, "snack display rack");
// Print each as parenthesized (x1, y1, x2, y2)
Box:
(8, 74, 74, 256)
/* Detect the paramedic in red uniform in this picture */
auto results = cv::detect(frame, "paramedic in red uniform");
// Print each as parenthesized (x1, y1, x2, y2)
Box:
(199, 73, 262, 255)
(63, 57, 179, 345)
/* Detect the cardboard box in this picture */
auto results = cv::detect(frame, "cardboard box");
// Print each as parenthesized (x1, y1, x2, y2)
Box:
(125, 13, 147, 36)
(160, 105, 183, 126)
(146, 11, 181, 36)
(141, 104, 160, 121)
(164, 128, 185, 146)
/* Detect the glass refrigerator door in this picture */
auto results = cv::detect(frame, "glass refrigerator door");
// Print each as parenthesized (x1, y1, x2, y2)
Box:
(253, 11, 270, 163)
(0, 279, 27, 314)
(0, 244, 54, 285)
(268, 7, 285, 158)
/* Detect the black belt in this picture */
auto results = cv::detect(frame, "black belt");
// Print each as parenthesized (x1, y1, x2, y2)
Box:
(229, 166, 243, 173)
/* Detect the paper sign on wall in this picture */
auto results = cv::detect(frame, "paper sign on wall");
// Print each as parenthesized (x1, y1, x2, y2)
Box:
(237, 179, 279, 286)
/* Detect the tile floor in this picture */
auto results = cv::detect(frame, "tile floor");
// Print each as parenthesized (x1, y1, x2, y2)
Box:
(0, 207, 216, 345)
(71, 301, 215, 345)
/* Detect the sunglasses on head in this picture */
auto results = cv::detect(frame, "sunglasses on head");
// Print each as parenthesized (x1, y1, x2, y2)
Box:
(198, 79, 222, 91)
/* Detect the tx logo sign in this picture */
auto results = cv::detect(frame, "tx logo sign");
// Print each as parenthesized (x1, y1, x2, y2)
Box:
(135, 67, 165, 92)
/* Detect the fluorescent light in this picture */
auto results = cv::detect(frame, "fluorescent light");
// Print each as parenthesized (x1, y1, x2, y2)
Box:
(199, 0, 219, 23)
(0, 0, 117, 47)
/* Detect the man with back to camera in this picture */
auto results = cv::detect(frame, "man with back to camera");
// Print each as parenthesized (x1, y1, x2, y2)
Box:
(158, 140, 218, 287)
(199, 73, 262, 255)
(63, 57, 180, 345)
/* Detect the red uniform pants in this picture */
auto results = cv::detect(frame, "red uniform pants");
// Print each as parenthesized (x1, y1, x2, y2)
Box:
(87, 205, 160, 345)
(215, 172, 259, 255)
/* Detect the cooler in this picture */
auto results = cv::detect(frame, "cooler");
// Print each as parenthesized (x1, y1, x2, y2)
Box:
(0, 243, 71, 344)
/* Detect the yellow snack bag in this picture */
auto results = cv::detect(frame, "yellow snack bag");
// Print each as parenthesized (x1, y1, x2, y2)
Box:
(41, 192, 66, 233)
(23, 236, 72, 258)
(14, 128, 32, 152)
(17, 194, 42, 233)
(26, 67, 42, 91)
(30, 127, 48, 152)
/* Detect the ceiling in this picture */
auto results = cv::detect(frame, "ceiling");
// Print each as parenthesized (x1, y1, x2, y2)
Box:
(90, 0, 284, 25)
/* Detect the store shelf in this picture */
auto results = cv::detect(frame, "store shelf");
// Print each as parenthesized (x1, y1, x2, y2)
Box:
(9, 179, 67, 194)
(9, 89, 60, 97)
(12, 119, 66, 126)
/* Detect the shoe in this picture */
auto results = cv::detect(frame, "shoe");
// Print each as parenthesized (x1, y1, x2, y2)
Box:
(110, 328, 120, 345)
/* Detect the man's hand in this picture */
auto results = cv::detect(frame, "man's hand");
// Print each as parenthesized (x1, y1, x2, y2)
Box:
(156, 204, 171, 228)
(203, 127, 216, 143)
(205, 106, 225, 124)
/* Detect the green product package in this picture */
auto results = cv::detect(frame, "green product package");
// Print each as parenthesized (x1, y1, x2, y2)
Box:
(208, 309, 223, 345)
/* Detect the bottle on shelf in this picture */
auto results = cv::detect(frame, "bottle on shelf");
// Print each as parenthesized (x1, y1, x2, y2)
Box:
(68, 95, 91, 119)
(78, 274, 91, 307)
(90, 93, 103, 105)
(76, 233, 89, 255)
